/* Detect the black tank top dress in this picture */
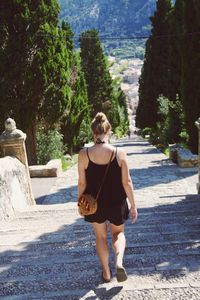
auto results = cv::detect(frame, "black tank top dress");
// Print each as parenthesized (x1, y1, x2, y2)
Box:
(84, 148, 129, 226)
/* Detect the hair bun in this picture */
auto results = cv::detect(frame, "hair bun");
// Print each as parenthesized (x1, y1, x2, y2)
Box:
(95, 112, 106, 123)
(91, 112, 111, 135)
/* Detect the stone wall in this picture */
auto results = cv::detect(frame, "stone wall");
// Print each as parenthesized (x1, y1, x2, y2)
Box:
(169, 144, 198, 168)
(0, 156, 33, 221)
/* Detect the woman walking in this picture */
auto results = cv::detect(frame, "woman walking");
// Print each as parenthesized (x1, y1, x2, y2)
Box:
(78, 112, 138, 283)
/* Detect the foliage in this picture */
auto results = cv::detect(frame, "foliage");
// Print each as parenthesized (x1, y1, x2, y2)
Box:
(36, 128, 65, 165)
(137, 0, 200, 154)
(75, 119, 92, 149)
(140, 127, 152, 138)
(104, 40, 146, 60)
(0, 0, 67, 130)
(61, 154, 78, 171)
(80, 30, 115, 129)
(114, 107, 129, 138)
(173, 0, 200, 153)
(112, 84, 129, 136)
(143, 95, 187, 148)
(60, 52, 91, 154)
(0, 0, 71, 163)
(79, 29, 129, 134)
(136, 0, 172, 130)
(79, 30, 113, 115)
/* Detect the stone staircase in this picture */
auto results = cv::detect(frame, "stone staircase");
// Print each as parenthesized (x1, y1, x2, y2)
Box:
(0, 138, 200, 299)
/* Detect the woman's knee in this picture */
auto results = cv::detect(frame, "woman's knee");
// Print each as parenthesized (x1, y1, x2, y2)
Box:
(110, 224, 125, 238)
(93, 223, 107, 242)
(95, 232, 107, 242)
(111, 231, 124, 241)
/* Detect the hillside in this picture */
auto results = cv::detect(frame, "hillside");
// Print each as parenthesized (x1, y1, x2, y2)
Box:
(59, 0, 156, 36)
(58, 0, 157, 58)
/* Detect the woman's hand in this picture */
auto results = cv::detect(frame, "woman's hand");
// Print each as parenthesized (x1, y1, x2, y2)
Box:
(130, 206, 138, 224)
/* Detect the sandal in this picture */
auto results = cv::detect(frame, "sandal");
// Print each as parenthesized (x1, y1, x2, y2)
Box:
(116, 267, 127, 282)
(101, 270, 112, 283)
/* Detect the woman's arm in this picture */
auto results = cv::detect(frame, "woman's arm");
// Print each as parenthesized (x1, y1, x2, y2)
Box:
(78, 149, 87, 197)
(119, 149, 138, 223)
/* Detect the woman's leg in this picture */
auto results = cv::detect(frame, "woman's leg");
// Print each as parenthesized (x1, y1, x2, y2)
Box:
(110, 223, 127, 281)
(92, 222, 111, 279)
(110, 223, 126, 269)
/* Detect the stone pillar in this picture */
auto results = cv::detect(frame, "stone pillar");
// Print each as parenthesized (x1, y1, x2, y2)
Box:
(0, 118, 35, 205)
(195, 117, 200, 194)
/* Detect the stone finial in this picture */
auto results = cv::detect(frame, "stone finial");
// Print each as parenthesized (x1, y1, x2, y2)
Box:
(5, 118, 16, 131)
(0, 118, 26, 141)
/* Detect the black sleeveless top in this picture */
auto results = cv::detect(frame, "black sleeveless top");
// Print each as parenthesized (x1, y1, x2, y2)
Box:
(84, 147, 129, 225)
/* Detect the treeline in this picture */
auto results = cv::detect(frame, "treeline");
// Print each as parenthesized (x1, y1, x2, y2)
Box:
(0, 0, 128, 164)
(136, 0, 200, 154)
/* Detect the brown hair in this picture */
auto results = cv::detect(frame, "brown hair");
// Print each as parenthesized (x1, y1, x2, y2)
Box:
(91, 112, 111, 135)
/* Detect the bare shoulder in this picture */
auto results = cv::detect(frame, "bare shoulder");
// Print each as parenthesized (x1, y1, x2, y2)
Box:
(116, 148, 127, 166)
(79, 147, 87, 158)
(117, 148, 127, 159)
(78, 148, 88, 165)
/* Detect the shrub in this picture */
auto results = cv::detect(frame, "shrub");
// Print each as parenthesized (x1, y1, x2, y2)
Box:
(36, 128, 65, 165)
(140, 127, 152, 138)
(75, 119, 92, 150)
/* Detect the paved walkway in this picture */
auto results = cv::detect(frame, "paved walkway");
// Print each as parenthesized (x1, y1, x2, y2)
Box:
(0, 136, 200, 299)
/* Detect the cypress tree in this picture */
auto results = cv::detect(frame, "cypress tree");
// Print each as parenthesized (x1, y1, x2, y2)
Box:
(136, 40, 156, 129)
(61, 53, 91, 154)
(136, 0, 172, 130)
(160, 6, 183, 143)
(174, 0, 200, 153)
(79, 29, 128, 132)
(0, 0, 71, 163)
(79, 30, 115, 119)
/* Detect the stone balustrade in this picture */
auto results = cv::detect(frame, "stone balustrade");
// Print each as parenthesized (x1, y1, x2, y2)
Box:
(0, 118, 35, 220)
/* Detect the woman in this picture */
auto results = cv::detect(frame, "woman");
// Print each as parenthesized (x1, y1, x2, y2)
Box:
(78, 112, 138, 283)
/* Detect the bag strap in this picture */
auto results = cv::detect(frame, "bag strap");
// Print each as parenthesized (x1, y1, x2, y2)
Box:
(95, 150, 114, 201)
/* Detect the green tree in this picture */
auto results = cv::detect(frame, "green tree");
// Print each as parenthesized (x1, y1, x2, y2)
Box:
(61, 20, 74, 65)
(79, 30, 113, 116)
(156, 95, 185, 146)
(136, 40, 155, 128)
(112, 83, 129, 135)
(79, 29, 125, 131)
(174, 0, 200, 153)
(163, 6, 183, 143)
(0, 0, 71, 163)
(61, 53, 91, 154)
(136, 0, 172, 129)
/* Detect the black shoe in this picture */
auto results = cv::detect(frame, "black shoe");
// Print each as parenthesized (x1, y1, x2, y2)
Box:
(116, 267, 127, 282)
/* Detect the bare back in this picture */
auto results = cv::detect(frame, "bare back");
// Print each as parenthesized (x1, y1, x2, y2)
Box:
(81, 144, 125, 170)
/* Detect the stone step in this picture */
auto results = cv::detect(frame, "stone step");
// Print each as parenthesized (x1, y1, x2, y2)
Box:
(0, 266, 200, 300)
(0, 240, 199, 267)
(2, 209, 200, 229)
(0, 251, 199, 282)
(1, 287, 200, 300)
(1, 222, 200, 239)
(1, 227, 200, 246)
(0, 231, 200, 253)
(13, 207, 200, 221)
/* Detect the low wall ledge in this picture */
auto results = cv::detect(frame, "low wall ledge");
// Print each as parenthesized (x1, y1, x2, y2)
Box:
(29, 159, 62, 178)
